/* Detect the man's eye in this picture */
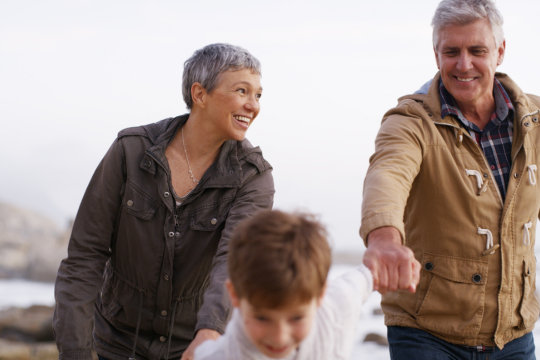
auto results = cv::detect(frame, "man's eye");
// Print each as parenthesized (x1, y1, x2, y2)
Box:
(256, 93, 262, 99)
(255, 316, 268, 322)
(291, 316, 304, 322)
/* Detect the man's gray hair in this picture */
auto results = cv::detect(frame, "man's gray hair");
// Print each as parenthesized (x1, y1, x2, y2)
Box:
(432, 0, 504, 50)
(182, 43, 261, 109)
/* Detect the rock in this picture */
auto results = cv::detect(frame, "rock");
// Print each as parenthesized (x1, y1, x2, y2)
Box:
(363, 332, 389, 346)
(0, 201, 71, 281)
(0, 339, 31, 360)
(0, 339, 99, 360)
(0, 306, 54, 342)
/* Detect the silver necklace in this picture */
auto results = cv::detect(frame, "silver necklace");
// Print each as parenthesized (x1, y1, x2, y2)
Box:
(181, 127, 199, 184)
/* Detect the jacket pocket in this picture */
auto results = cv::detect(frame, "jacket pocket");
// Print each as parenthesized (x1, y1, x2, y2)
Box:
(415, 252, 488, 338)
(123, 179, 161, 220)
(189, 198, 233, 231)
(519, 250, 539, 329)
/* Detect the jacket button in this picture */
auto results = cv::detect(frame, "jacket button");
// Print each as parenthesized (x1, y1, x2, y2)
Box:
(147, 160, 152, 167)
(514, 173, 519, 178)
(211, 218, 217, 225)
(483, 173, 488, 178)
(491, 336, 496, 341)
(168, 232, 174, 238)
(472, 274, 482, 283)
(161, 310, 167, 316)
(533, 117, 538, 123)
(525, 122, 530, 127)
(175, 232, 180, 237)
(424, 262, 434, 271)
(164, 192, 170, 198)
(164, 275, 169, 281)
(127, 200, 134, 207)
(160, 336, 166, 342)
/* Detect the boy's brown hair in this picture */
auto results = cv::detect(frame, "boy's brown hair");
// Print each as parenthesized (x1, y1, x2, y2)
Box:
(228, 210, 332, 309)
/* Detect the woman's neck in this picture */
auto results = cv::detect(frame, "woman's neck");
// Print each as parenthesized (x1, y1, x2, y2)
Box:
(180, 111, 225, 165)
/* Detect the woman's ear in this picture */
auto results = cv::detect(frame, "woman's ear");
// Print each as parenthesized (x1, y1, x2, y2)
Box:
(226, 279, 240, 308)
(191, 82, 207, 108)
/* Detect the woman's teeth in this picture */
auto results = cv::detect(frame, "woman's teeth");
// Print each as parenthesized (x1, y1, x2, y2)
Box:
(234, 115, 250, 124)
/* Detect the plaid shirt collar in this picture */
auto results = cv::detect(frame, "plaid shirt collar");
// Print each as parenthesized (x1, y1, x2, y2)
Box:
(439, 78, 514, 132)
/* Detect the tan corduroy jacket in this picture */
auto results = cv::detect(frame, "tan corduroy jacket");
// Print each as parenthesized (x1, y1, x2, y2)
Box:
(361, 72, 540, 349)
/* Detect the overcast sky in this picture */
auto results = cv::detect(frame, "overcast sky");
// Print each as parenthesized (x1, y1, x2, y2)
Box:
(1, 0, 539, 251)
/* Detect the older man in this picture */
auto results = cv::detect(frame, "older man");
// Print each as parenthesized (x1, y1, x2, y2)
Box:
(361, 0, 540, 358)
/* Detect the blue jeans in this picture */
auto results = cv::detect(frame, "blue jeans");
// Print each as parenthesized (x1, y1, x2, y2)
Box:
(388, 326, 536, 360)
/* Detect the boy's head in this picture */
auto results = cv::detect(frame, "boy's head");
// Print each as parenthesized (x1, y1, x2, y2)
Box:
(227, 210, 332, 358)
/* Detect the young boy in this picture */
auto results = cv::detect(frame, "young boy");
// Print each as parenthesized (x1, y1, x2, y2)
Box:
(194, 210, 373, 360)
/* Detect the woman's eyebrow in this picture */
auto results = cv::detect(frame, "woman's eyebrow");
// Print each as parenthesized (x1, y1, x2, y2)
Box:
(232, 81, 263, 91)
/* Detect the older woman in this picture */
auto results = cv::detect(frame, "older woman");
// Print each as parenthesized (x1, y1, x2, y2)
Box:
(53, 44, 274, 360)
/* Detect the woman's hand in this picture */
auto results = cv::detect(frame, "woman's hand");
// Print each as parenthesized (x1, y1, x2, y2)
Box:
(181, 328, 221, 360)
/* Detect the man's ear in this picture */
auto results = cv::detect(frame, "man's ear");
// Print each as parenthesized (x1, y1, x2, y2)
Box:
(433, 46, 441, 70)
(317, 282, 328, 307)
(497, 39, 506, 66)
(191, 82, 207, 109)
(226, 279, 240, 308)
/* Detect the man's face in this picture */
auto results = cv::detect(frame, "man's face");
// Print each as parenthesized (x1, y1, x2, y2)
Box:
(434, 19, 505, 109)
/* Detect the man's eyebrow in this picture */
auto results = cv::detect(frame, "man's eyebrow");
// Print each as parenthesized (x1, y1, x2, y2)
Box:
(469, 45, 489, 50)
(232, 81, 263, 91)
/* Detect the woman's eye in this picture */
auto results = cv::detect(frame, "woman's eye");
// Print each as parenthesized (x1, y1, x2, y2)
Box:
(256, 93, 262, 99)
(237, 88, 246, 94)
(256, 316, 268, 322)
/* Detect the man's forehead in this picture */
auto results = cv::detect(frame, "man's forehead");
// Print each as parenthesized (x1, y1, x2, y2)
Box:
(437, 20, 497, 47)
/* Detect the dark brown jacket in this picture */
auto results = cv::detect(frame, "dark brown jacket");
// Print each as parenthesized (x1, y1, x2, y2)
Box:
(53, 115, 274, 360)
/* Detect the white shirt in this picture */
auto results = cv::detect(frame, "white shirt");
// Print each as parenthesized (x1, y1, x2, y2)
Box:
(194, 266, 373, 360)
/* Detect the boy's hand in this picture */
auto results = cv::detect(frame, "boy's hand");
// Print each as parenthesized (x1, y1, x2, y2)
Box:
(363, 226, 420, 295)
(181, 328, 220, 360)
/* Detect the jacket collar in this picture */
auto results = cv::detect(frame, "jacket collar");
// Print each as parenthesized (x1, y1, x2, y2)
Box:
(142, 114, 250, 189)
(400, 72, 540, 135)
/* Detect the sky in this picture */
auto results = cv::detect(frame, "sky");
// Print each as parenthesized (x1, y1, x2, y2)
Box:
(1, 0, 540, 252)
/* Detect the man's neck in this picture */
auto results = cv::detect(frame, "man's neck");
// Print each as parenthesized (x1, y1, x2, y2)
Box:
(456, 94, 496, 131)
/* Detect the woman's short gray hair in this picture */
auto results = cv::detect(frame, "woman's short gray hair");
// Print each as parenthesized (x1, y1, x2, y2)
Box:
(182, 43, 261, 109)
(432, 0, 504, 50)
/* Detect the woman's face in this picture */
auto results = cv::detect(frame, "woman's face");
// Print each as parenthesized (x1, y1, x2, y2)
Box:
(203, 68, 262, 142)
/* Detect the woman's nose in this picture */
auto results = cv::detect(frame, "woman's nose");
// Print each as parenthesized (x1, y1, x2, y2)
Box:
(244, 95, 260, 113)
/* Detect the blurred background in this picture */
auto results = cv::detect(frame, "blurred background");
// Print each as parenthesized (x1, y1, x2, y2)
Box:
(1, 0, 539, 359)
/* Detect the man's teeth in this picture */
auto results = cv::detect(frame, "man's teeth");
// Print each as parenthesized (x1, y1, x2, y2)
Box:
(457, 77, 475, 82)
(234, 116, 250, 123)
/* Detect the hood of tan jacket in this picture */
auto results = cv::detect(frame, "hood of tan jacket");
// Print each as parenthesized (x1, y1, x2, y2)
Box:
(361, 72, 540, 348)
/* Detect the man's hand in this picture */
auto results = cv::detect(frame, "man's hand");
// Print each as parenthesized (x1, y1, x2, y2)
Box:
(363, 226, 421, 295)
(180, 328, 221, 360)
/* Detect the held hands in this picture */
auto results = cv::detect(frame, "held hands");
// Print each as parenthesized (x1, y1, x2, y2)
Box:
(180, 328, 221, 360)
(363, 227, 421, 295)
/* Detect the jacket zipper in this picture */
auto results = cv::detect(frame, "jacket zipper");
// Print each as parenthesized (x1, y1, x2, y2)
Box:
(433, 121, 504, 207)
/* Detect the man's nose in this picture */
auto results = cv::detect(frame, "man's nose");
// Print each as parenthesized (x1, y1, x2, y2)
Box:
(456, 52, 474, 73)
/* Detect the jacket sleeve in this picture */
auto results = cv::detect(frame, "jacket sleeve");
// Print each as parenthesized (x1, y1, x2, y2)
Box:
(53, 139, 126, 360)
(195, 167, 275, 334)
(360, 101, 426, 245)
